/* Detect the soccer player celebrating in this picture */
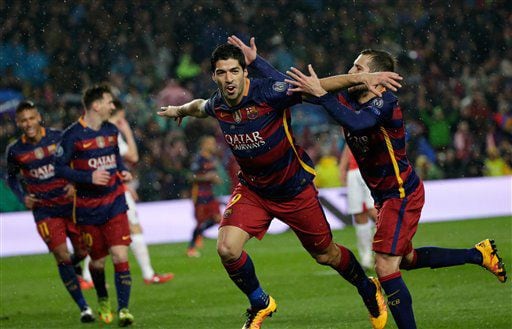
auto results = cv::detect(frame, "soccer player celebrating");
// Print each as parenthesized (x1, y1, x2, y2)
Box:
(5, 101, 94, 323)
(158, 43, 403, 329)
(55, 85, 134, 327)
(187, 135, 223, 258)
(108, 99, 175, 284)
(284, 50, 508, 329)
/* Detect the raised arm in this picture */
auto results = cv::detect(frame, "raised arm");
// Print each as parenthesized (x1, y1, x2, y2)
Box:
(319, 71, 402, 97)
(285, 65, 385, 131)
(157, 98, 208, 122)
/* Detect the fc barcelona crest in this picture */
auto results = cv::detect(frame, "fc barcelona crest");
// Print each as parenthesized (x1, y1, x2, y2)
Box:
(233, 110, 242, 123)
(34, 147, 44, 159)
(96, 136, 105, 148)
(246, 106, 258, 120)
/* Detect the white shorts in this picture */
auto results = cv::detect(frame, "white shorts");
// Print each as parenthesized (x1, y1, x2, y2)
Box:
(346, 169, 374, 214)
(124, 191, 139, 225)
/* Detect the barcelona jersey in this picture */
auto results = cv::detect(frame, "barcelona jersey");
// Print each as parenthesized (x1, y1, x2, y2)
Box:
(335, 90, 420, 204)
(204, 78, 314, 200)
(190, 153, 217, 205)
(55, 117, 128, 225)
(6, 128, 73, 221)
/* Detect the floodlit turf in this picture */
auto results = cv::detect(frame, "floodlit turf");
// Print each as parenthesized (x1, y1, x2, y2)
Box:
(1, 216, 511, 328)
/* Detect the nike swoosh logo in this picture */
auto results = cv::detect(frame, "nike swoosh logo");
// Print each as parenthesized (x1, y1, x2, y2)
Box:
(314, 237, 327, 247)
(219, 112, 229, 118)
(373, 239, 383, 243)
(83, 142, 93, 148)
(122, 235, 130, 240)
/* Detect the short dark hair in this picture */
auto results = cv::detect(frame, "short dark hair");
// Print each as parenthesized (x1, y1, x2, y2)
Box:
(360, 49, 396, 72)
(111, 99, 125, 115)
(16, 100, 36, 114)
(210, 44, 246, 73)
(82, 84, 112, 110)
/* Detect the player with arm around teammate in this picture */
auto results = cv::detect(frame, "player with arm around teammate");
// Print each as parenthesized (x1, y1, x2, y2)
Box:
(285, 49, 507, 329)
(55, 85, 135, 327)
(157, 43, 403, 329)
(5, 100, 94, 323)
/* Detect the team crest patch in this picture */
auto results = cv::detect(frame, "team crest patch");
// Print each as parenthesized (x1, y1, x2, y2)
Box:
(223, 208, 233, 218)
(34, 147, 44, 159)
(246, 106, 258, 120)
(96, 136, 105, 148)
(372, 98, 384, 108)
(233, 110, 242, 123)
(56, 145, 64, 157)
(272, 81, 287, 92)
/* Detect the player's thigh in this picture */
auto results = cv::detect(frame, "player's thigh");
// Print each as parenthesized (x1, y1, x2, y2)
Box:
(220, 184, 273, 240)
(80, 224, 109, 261)
(65, 219, 88, 257)
(347, 170, 366, 214)
(104, 212, 131, 248)
(276, 184, 333, 254)
(35, 217, 68, 252)
(373, 185, 424, 256)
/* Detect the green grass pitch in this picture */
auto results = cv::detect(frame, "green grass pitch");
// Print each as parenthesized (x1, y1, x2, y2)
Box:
(1, 216, 511, 328)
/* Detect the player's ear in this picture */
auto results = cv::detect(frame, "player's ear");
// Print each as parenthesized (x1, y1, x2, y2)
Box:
(244, 68, 248, 78)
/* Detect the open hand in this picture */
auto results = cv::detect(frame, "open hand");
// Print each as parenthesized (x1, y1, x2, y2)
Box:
(285, 65, 327, 97)
(227, 35, 257, 65)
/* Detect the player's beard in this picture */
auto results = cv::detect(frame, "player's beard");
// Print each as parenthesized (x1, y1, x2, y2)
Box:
(348, 85, 367, 100)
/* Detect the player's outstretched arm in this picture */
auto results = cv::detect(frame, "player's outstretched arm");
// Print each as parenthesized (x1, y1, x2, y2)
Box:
(285, 65, 381, 131)
(158, 99, 209, 123)
(318, 71, 402, 97)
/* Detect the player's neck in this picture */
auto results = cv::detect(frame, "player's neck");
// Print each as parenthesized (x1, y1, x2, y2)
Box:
(358, 86, 386, 104)
(83, 112, 104, 131)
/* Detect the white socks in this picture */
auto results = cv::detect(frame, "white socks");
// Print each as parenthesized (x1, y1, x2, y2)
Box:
(354, 220, 374, 269)
(82, 255, 92, 282)
(131, 233, 155, 280)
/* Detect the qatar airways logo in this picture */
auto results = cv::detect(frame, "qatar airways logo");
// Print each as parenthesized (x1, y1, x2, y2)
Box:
(30, 164, 55, 180)
(224, 132, 265, 151)
(88, 154, 117, 170)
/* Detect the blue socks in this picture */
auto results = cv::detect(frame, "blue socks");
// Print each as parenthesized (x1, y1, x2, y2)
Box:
(58, 262, 88, 311)
(406, 247, 482, 269)
(114, 262, 132, 310)
(223, 251, 269, 309)
(380, 272, 416, 329)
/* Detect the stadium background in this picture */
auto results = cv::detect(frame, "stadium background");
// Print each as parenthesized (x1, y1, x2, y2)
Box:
(1, 0, 511, 209)
(0, 1, 511, 328)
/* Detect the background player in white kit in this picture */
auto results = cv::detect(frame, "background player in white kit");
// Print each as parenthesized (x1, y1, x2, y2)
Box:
(83, 99, 174, 285)
(340, 145, 377, 270)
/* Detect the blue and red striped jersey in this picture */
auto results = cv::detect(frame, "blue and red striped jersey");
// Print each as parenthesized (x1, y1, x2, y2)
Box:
(55, 117, 128, 225)
(204, 78, 314, 199)
(331, 90, 420, 204)
(5, 127, 73, 221)
(190, 153, 217, 204)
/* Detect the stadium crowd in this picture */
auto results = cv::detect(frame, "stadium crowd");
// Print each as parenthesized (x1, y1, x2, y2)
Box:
(1, 0, 511, 209)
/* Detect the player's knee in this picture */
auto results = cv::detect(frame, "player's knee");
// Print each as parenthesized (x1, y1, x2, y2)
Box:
(313, 251, 337, 266)
(216, 241, 240, 262)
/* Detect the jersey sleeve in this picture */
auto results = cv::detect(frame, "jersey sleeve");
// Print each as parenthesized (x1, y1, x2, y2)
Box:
(258, 79, 302, 111)
(316, 92, 395, 132)
(5, 146, 25, 202)
(249, 56, 288, 81)
(54, 132, 92, 184)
